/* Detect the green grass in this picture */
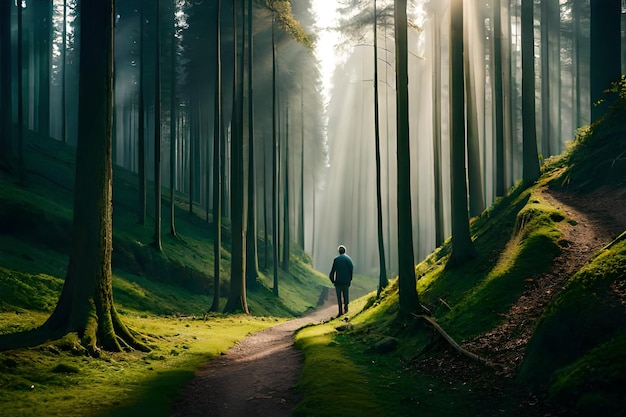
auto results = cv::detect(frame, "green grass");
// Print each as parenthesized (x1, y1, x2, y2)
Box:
(0, 133, 339, 415)
(294, 292, 482, 417)
(0, 313, 281, 417)
(293, 89, 626, 415)
(292, 177, 586, 416)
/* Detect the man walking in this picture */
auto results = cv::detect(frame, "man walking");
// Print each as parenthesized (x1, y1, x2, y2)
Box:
(329, 245, 354, 316)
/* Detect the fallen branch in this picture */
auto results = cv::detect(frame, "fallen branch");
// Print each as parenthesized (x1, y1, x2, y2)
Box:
(413, 314, 494, 368)
(601, 230, 626, 252)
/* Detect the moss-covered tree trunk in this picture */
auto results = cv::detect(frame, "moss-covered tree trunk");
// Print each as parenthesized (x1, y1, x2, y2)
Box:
(12, 0, 147, 355)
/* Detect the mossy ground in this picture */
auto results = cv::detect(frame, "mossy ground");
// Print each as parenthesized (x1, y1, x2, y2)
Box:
(0, 313, 280, 417)
(293, 80, 626, 416)
(0, 132, 357, 415)
(294, 178, 566, 416)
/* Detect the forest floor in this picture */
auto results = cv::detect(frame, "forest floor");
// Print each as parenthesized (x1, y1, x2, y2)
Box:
(412, 184, 626, 416)
(169, 184, 626, 417)
(169, 295, 338, 417)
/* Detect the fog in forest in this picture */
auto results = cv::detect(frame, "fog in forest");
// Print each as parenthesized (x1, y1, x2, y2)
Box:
(310, 0, 619, 276)
(4, 0, 624, 279)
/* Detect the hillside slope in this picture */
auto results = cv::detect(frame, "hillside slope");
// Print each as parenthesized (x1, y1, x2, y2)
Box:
(0, 130, 338, 319)
(294, 78, 626, 416)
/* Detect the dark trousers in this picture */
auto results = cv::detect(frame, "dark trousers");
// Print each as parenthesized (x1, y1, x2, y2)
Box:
(335, 285, 349, 315)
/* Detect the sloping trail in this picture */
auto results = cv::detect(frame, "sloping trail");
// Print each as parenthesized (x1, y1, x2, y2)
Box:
(412, 185, 626, 414)
(170, 294, 338, 417)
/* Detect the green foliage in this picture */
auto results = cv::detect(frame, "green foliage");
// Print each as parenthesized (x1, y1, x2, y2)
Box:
(262, 0, 314, 49)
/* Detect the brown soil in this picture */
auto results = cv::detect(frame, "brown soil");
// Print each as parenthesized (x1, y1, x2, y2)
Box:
(170, 185, 626, 417)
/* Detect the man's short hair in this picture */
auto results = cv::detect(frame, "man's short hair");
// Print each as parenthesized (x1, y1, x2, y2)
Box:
(338, 245, 346, 254)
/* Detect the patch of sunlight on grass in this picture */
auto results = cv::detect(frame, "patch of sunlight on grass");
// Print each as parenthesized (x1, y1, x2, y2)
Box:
(294, 325, 385, 417)
(0, 313, 280, 417)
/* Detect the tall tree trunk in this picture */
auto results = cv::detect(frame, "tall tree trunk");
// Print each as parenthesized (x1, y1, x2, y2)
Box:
(373, 0, 388, 295)
(590, 0, 621, 121)
(224, 0, 249, 314)
(540, 0, 560, 158)
(493, 0, 506, 197)
(0, 0, 148, 355)
(394, 0, 420, 315)
(464, 4, 484, 218)
(17, 2, 25, 183)
(0, 0, 13, 171)
(431, 13, 445, 248)
(521, 0, 540, 184)
(170, 29, 177, 237)
(271, 10, 279, 297)
(540, 0, 549, 157)
(263, 135, 269, 270)
(503, 0, 514, 190)
(448, 0, 477, 268)
(138, 0, 146, 225)
(246, 0, 259, 290)
(549, 0, 561, 155)
(282, 107, 290, 273)
(153, 0, 163, 251)
(571, 0, 581, 128)
(38, 0, 52, 137)
(298, 86, 305, 249)
(210, 0, 223, 313)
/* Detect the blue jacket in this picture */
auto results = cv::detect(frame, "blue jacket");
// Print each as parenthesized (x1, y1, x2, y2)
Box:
(329, 254, 353, 286)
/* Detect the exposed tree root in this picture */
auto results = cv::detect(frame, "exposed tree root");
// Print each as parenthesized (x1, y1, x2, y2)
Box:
(413, 313, 494, 368)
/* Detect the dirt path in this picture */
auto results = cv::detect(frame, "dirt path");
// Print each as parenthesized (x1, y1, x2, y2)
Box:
(412, 185, 626, 415)
(169, 186, 626, 417)
(170, 294, 338, 417)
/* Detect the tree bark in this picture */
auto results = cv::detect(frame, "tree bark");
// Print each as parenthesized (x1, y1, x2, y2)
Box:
(210, 0, 223, 313)
(431, 13, 445, 248)
(246, 0, 259, 290)
(521, 0, 540, 185)
(154, 0, 163, 251)
(1, 0, 148, 355)
(0, 0, 13, 171)
(138, 0, 147, 225)
(590, 0, 621, 121)
(394, 0, 420, 315)
(272, 10, 279, 297)
(170, 27, 178, 237)
(493, 0, 506, 197)
(224, 0, 249, 314)
(282, 107, 290, 273)
(448, 0, 477, 268)
(374, 0, 388, 295)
